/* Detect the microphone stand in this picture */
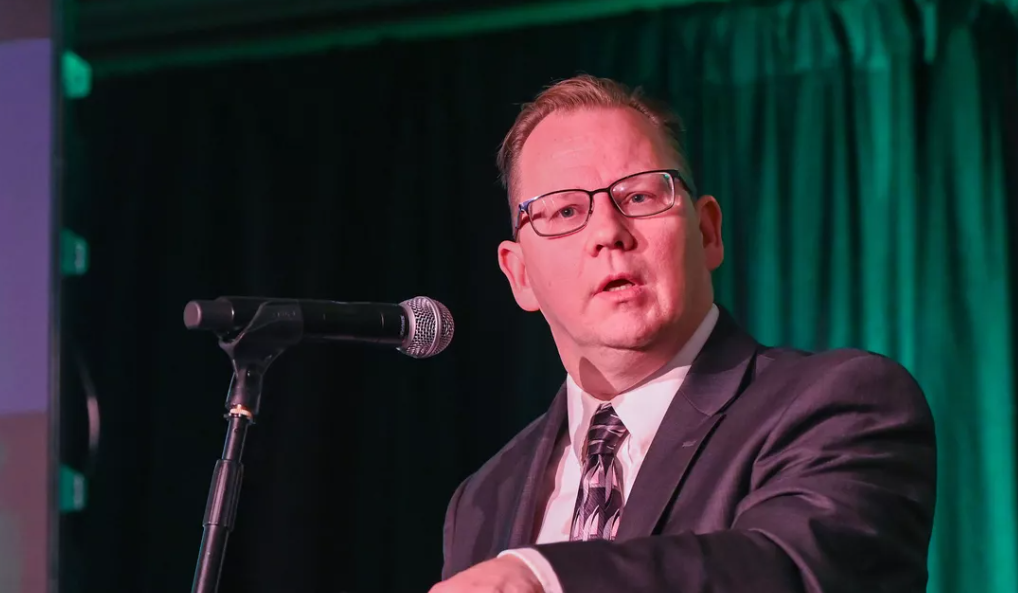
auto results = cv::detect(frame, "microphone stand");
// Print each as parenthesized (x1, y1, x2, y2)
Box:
(190, 302, 304, 593)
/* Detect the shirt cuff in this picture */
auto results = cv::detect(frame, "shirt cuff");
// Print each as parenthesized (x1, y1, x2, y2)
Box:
(499, 548, 563, 593)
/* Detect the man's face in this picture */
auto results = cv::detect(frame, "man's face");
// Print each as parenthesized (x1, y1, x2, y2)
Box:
(498, 107, 723, 361)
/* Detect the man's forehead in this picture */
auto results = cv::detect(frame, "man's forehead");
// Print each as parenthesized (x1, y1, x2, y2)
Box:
(516, 108, 672, 196)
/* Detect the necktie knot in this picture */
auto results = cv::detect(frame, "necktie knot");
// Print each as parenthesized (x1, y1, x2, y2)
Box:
(584, 403, 628, 458)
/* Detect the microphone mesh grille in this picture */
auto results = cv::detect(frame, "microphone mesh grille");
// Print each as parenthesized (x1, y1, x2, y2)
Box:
(400, 297, 455, 359)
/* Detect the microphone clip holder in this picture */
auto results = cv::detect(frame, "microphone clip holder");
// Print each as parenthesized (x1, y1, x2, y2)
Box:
(191, 302, 304, 593)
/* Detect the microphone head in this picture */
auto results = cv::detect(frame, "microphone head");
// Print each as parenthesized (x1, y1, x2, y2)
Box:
(399, 296, 455, 359)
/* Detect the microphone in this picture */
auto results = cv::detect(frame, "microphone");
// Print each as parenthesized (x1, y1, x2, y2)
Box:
(183, 296, 454, 359)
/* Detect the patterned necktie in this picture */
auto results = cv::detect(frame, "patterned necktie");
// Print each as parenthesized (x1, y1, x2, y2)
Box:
(569, 403, 629, 541)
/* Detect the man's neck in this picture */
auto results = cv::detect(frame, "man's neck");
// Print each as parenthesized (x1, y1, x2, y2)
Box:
(565, 304, 716, 400)
(572, 350, 679, 399)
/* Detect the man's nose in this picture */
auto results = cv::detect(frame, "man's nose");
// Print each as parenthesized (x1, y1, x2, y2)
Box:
(584, 192, 635, 254)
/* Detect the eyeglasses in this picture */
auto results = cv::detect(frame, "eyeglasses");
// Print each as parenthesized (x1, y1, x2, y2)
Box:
(513, 169, 696, 239)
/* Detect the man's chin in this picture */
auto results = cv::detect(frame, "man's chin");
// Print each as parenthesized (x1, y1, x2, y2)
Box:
(590, 323, 668, 351)
(550, 310, 674, 352)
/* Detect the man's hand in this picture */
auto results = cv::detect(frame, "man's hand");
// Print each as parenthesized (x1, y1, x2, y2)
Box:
(430, 555, 544, 593)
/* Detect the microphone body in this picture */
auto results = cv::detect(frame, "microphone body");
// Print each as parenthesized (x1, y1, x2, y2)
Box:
(183, 296, 454, 358)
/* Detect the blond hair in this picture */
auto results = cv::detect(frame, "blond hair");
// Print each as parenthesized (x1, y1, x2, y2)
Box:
(496, 74, 692, 217)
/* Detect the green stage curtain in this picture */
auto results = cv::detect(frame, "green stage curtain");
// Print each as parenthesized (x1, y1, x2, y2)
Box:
(689, 2, 1018, 592)
(67, 0, 1017, 591)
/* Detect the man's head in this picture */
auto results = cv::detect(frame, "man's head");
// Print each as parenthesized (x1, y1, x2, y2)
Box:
(495, 75, 724, 391)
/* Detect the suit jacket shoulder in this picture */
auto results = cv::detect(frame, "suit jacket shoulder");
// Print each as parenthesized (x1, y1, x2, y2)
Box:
(750, 345, 930, 422)
(441, 389, 565, 579)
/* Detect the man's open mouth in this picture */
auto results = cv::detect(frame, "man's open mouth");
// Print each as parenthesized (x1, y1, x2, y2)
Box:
(603, 279, 636, 292)
(596, 274, 641, 294)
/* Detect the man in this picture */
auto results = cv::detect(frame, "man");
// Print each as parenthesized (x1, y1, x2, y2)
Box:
(430, 75, 936, 593)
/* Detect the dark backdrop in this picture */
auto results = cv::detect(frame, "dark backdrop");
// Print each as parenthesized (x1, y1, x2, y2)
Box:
(61, 1, 1018, 592)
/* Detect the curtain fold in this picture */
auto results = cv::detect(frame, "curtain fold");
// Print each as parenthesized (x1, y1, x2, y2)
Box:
(66, 0, 1017, 591)
(917, 8, 1018, 591)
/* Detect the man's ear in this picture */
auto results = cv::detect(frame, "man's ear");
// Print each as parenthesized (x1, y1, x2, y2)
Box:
(694, 195, 724, 271)
(497, 240, 540, 312)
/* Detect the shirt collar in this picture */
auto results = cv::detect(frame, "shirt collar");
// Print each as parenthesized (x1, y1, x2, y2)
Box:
(566, 304, 719, 461)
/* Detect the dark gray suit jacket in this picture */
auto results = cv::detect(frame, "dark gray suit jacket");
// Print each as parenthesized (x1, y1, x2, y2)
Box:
(440, 309, 937, 592)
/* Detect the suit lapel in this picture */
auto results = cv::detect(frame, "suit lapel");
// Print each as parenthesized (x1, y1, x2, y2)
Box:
(503, 383, 568, 550)
(615, 308, 758, 539)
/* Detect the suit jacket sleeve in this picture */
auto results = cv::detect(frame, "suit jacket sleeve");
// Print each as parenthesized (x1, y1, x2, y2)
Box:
(530, 353, 937, 593)
(441, 476, 469, 581)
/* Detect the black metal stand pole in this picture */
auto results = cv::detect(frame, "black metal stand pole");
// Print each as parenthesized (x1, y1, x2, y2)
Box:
(191, 410, 250, 593)
(190, 303, 304, 593)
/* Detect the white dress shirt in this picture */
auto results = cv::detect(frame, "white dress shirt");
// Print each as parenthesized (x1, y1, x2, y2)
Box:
(499, 304, 719, 593)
